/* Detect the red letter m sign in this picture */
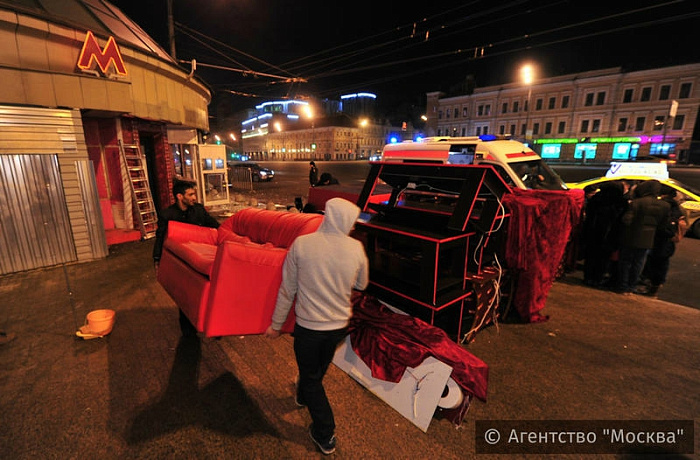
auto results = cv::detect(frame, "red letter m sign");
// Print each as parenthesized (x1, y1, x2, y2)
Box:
(77, 31, 127, 76)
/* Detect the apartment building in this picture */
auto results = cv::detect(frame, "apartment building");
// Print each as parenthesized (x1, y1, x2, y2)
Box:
(426, 64, 700, 164)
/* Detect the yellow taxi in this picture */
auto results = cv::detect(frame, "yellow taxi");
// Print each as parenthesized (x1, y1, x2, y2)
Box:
(567, 162, 700, 238)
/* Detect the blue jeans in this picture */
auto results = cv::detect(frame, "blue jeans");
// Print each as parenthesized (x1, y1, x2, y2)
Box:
(617, 247, 650, 293)
(293, 324, 347, 442)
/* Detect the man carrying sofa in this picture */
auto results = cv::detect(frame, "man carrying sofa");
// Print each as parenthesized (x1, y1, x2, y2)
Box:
(265, 198, 369, 455)
(153, 178, 219, 337)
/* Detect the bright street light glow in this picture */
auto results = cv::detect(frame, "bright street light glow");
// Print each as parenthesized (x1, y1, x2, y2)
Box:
(521, 64, 535, 85)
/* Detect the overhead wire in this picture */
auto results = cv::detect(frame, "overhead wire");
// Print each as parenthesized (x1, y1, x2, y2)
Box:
(176, 0, 696, 99)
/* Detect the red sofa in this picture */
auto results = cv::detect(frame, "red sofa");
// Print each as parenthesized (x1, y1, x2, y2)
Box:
(157, 208, 323, 337)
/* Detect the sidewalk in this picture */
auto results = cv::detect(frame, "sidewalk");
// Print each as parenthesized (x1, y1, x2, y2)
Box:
(1, 239, 698, 459)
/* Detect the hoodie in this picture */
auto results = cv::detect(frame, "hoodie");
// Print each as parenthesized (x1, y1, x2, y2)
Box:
(271, 198, 369, 331)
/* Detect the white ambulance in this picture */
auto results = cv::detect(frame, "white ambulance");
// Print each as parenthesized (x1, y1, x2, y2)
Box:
(379, 135, 568, 191)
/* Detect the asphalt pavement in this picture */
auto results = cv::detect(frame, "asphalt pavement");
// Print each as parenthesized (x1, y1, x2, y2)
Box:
(1, 223, 698, 458)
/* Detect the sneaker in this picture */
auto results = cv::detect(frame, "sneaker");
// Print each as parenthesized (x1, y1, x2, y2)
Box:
(309, 426, 336, 455)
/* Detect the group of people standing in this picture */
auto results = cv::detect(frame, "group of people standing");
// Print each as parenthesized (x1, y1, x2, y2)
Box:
(581, 179, 687, 297)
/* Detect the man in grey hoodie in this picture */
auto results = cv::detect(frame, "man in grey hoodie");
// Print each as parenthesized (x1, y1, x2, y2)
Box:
(265, 198, 369, 455)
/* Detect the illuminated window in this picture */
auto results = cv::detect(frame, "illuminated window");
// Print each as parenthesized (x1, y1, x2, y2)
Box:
(612, 143, 639, 160)
(650, 143, 675, 155)
(654, 116, 665, 131)
(541, 144, 561, 159)
(574, 143, 597, 160)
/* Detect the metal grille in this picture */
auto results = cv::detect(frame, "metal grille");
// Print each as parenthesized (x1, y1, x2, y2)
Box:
(0, 154, 76, 274)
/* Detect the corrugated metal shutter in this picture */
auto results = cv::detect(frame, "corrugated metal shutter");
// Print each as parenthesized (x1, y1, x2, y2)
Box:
(0, 154, 77, 274)
(75, 160, 108, 259)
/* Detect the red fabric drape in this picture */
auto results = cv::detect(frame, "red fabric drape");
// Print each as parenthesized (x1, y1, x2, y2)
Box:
(348, 293, 488, 424)
(502, 189, 585, 323)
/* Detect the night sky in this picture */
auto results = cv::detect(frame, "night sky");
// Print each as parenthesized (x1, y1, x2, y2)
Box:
(111, 0, 700, 117)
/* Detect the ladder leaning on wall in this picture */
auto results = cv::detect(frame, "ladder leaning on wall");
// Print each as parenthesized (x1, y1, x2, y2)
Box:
(118, 140, 157, 240)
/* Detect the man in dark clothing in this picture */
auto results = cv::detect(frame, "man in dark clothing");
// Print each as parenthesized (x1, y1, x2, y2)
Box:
(153, 179, 219, 335)
(639, 185, 687, 297)
(615, 180, 670, 295)
(309, 161, 318, 186)
(582, 182, 627, 287)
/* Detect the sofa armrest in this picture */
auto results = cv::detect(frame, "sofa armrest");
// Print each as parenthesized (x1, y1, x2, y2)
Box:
(167, 221, 218, 245)
(203, 242, 296, 336)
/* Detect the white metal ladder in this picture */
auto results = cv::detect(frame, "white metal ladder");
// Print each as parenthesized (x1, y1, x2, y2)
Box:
(118, 140, 157, 239)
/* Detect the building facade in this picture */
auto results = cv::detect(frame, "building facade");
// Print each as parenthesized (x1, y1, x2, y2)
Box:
(241, 93, 413, 161)
(0, 1, 211, 274)
(426, 64, 700, 164)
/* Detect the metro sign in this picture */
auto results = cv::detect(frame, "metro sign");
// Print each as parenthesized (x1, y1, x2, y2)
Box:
(77, 31, 127, 77)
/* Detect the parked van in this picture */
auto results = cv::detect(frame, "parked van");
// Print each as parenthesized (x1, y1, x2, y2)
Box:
(379, 135, 568, 191)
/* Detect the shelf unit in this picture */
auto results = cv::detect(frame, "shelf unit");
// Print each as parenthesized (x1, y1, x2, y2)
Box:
(353, 162, 511, 340)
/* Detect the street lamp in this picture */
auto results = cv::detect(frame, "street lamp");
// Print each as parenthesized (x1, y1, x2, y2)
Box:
(521, 64, 535, 140)
(274, 122, 285, 158)
(304, 106, 315, 159)
(356, 118, 368, 159)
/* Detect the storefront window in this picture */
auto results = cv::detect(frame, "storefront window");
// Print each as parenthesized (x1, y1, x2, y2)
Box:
(540, 144, 561, 159)
(650, 143, 675, 155)
(612, 143, 639, 160)
(204, 172, 226, 202)
(574, 143, 597, 160)
(171, 143, 195, 179)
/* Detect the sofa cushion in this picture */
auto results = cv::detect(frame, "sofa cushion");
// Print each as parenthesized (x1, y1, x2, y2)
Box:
(164, 240, 217, 276)
(204, 241, 292, 336)
(167, 221, 218, 245)
(217, 226, 252, 245)
(219, 208, 323, 248)
(268, 212, 323, 248)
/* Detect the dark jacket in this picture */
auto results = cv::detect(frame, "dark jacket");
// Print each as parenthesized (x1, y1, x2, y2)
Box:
(621, 180, 671, 249)
(152, 203, 219, 261)
(583, 182, 627, 251)
(650, 195, 686, 258)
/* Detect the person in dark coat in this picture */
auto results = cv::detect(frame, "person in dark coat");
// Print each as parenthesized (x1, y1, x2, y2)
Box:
(638, 185, 687, 297)
(316, 172, 339, 186)
(615, 180, 670, 295)
(582, 182, 627, 287)
(153, 179, 219, 336)
(309, 161, 318, 186)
